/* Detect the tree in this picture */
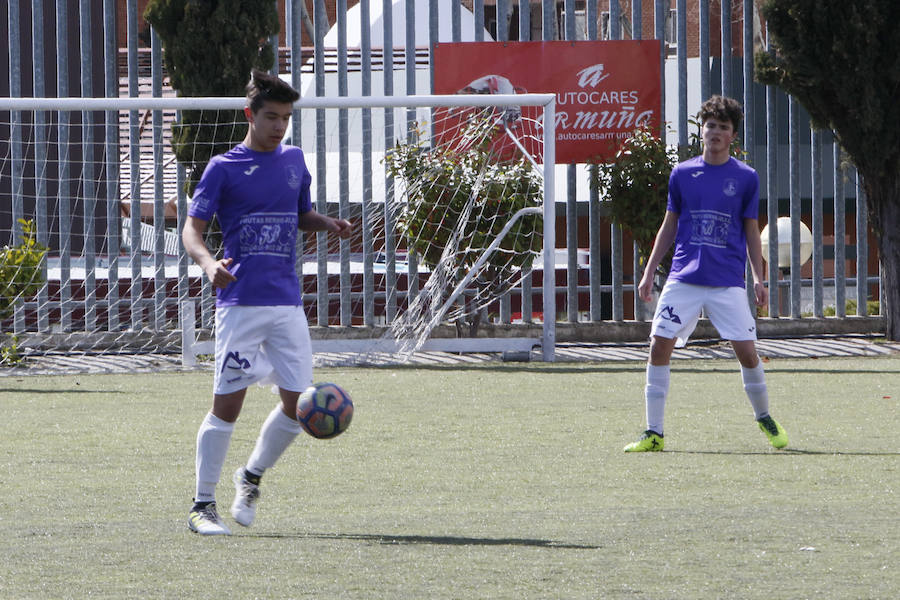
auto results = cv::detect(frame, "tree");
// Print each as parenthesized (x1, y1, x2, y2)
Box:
(592, 125, 679, 280)
(144, 0, 279, 194)
(756, 0, 900, 340)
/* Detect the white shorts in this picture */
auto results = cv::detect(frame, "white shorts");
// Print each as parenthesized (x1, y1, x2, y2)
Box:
(213, 305, 313, 395)
(650, 281, 758, 347)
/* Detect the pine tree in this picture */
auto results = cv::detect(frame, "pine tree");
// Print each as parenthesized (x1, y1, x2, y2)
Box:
(756, 0, 900, 340)
(143, 0, 280, 194)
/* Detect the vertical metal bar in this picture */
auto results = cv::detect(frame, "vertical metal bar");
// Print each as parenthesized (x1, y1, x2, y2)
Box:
(474, 0, 484, 41)
(742, 0, 754, 166)
(542, 0, 555, 41)
(270, 0, 279, 75)
(742, 0, 754, 308)
(383, 0, 397, 323)
(497, 0, 509, 42)
(8, 0, 24, 332)
(587, 0, 601, 322)
(765, 26, 779, 318)
(833, 142, 846, 317)
(8, 0, 23, 233)
(518, 0, 532, 323)
(855, 172, 868, 315)
(80, 0, 97, 331)
(361, 0, 374, 327)
(151, 27, 166, 330)
(677, 0, 687, 149)
(127, 0, 143, 330)
(337, 0, 351, 327)
(811, 128, 823, 316)
(721, 0, 732, 97)
(104, 0, 120, 332)
(405, 0, 419, 302)
(57, 0, 73, 331)
(610, 0, 620, 40)
(290, 0, 304, 301)
(451, 0, 461, 42)
(788, 96, 801, 317)
(519, 0, 531, 42)
(314, 0, 329, 326)
(631, 0, 641, 39)
(699, 0, 709, 101)
(32, 0, 50, 332)
(565, 0, 578, 323)
(542, 99, 556, 361)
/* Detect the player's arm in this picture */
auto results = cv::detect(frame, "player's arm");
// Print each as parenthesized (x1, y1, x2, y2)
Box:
(744, 217, 769, 307)
(637, 210, 679, 303)
(181, 215, 237, 289)
(298, 209, 352, 238)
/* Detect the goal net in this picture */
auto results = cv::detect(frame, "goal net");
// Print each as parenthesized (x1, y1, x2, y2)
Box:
(0, 94, 556, 366)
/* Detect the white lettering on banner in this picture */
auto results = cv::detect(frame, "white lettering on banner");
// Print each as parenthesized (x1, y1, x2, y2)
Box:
(557, 109, 655, 132)
(577, 64, 611, 88)
(556, 90, 641, 105)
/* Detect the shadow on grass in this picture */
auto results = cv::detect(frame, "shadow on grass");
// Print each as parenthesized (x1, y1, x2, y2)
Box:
(0, 387, 123, 394)
(246, 531, 600, 549)
(667, 449, 900, 456)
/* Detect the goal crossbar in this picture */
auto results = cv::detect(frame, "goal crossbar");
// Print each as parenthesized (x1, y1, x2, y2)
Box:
(1, 94, 557, 362)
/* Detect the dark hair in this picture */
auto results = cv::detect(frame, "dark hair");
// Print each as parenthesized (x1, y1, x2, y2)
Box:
(698, 95, 743, 132)
(246, 69, 300, 113)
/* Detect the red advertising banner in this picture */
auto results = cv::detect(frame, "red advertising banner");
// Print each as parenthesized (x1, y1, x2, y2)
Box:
(432, 41, 661, 164)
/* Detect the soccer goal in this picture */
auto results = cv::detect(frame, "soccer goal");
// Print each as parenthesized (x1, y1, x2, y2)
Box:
(0, 93, 557, 364)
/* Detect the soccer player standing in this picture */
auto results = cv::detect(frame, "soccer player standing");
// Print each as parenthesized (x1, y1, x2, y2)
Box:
(624, 95, 788, 452)
(182, 70, 351, 534)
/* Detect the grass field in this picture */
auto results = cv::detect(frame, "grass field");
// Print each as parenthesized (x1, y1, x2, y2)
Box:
(1, 355, 898, 599)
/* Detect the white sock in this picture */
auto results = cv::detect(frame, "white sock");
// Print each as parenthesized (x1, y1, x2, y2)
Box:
(245, 405, 303, 477)
(195, 412, 234, 503)
(741, 363, 770, 419)
(645, 364, 670, 436)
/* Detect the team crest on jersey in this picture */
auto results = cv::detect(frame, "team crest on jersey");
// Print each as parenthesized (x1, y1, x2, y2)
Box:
(285, 164, 301, 189)
(723, 178, 738, 197)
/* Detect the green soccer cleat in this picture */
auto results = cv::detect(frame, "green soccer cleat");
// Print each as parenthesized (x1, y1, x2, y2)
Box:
(757, 415, 788, 449)
(188, 501, 231, 536)
(624, 430, 664, 452)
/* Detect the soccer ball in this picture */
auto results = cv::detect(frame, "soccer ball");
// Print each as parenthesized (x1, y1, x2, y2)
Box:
(296, 382, 354, 439)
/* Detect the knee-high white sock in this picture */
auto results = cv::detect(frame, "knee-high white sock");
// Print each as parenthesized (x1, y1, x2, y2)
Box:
(645, 364, 670, 435)
(742, 363, 770, 419)
(245, 405, 303, 477)
(195, 412, 234, 503)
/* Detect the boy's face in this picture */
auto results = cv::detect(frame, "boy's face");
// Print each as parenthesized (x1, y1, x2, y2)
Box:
(701, 117, 738, 157)
(244, 100, 293, 152)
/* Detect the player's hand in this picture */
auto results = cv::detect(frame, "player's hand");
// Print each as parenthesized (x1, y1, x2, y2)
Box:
(330, 218, 353, 238)
(205, 257, 237, 289)
(637, 272, 655, 303)
(753, 281, 768, 307)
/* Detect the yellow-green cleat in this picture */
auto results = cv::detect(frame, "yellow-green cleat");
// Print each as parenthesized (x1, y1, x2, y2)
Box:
(624, 430, 664, 452)
(757, 415, 788, 449)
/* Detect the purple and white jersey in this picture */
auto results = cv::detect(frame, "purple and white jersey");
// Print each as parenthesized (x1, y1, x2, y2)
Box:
(189, 143, 312, 307)
(666, 155, 760, 288)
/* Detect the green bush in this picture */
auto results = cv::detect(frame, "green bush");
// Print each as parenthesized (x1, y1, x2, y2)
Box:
(385, 117, 543, 297)
(1, 219, 48, 320)
(592, 125, 678, 278)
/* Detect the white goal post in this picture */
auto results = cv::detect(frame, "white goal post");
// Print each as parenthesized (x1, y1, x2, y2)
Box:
(0, 93, 557, 363)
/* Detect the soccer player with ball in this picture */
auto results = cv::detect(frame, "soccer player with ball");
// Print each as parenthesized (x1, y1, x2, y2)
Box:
(624, 95, 788, 453)
(182, 70, 352, 535)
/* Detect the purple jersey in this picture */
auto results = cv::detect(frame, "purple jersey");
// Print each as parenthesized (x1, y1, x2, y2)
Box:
(189, 143, 312, 307)
(666, 156, 760, 288)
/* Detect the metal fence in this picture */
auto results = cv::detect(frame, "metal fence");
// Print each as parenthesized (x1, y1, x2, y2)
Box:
(0, 0, 883, 358)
